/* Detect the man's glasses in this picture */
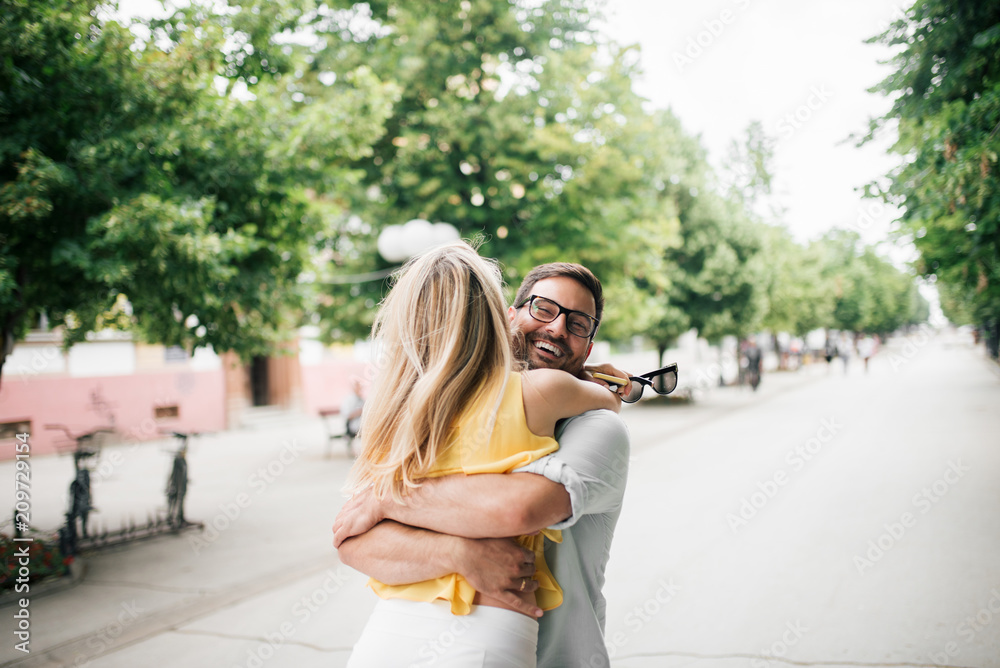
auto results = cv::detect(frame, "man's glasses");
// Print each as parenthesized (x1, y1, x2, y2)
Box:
(609, 363, 679, 403)
(516, 295, 600, 339)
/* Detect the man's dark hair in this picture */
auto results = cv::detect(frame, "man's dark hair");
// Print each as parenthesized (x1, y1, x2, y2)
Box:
(512, 262, 604, 331)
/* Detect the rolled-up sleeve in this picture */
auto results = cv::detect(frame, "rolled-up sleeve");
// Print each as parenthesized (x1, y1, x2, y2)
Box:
(514, 409, 630, 530)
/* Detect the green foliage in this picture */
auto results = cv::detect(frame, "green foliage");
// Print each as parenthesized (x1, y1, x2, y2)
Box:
(305, 2, 690, 343)
(812, 230, 927, 336)
(720, 120, 776, 211)
(759, 225, 835, 337)
(0, 0, 394, 375)
(867, 0, 1000, 341)
(663, 196, 768, 345)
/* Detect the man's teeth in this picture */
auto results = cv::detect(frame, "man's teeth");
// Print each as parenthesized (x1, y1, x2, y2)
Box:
(534, 341, 563, 357)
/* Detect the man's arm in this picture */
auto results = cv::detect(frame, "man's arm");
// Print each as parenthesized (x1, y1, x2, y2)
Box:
(337, 520, 464, 585)
(333, 472, 570, 546)
(336, 519, 543, 617)
(518, 409, 630, 529)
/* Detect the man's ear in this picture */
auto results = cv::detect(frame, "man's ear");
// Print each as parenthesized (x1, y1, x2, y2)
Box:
(585, 340, 593, 359)
(508, 305, 517, 323)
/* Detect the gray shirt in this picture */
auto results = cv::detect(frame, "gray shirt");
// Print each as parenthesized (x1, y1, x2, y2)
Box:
(515, 409, 630, 668)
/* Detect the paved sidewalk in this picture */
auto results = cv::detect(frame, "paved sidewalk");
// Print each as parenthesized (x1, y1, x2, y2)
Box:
(1, 330, 996, 667)
(0, 355, 820, 667)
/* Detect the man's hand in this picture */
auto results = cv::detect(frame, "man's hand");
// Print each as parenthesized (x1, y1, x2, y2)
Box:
(583, 362, 633, 396)
(333, 486, 385, 548)
(458, 537, 543, 618)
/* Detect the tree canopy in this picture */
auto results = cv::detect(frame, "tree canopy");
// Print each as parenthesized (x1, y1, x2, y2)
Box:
(866, 0, 1000, 356)
(0, 0, 395, 383)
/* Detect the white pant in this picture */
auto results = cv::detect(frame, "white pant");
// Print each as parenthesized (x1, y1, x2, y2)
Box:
(346, 598, 538, 668)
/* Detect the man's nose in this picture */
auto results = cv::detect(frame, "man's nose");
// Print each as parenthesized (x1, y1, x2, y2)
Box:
(543, 313, 570, 338)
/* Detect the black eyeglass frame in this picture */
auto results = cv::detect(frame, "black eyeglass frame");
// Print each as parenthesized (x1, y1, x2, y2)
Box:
(620, 363, 679, 403)
(516, 294, 601, 339)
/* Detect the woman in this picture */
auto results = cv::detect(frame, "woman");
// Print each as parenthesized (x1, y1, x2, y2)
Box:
(342, 241, 621, 668)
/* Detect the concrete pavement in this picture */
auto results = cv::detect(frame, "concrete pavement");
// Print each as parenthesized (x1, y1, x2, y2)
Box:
(1, 328, 997, 668)
(605, 329, 1000, 668)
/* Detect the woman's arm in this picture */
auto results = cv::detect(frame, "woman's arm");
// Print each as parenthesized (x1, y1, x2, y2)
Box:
(333, 473, 571, 545)
(520, 368, 621, 437)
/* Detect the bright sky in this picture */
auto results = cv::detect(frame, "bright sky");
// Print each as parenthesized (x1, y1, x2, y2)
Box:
(600, 0, 908, 251)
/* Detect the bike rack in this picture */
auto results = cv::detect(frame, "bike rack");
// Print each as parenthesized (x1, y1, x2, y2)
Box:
(46, 425, 206, 559)
(61, 511, 204, 557)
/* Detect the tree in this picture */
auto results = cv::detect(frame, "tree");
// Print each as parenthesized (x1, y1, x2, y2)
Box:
(866, 0, 1000, 356)
(759, 225, 835, 337)
(719, 120, 784, 223)
(0, 0, 394, 385)
(284, 0, 591, 338)
(812, 230, 927, 336)
(301, 2, 698, 344)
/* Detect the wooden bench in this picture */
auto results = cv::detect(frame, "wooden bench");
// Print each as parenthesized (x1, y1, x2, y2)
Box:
(318, 407, 354, 457)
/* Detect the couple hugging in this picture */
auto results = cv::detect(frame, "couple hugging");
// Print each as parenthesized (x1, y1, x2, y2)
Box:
(334, 241, 671, 667)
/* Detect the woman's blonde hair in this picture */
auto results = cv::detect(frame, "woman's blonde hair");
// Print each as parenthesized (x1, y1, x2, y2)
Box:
(345, 240, 513, 501)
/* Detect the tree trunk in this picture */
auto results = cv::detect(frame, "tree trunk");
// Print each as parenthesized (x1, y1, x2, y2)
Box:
(986, 318, 999, 360)
(0, 329, 14, 394)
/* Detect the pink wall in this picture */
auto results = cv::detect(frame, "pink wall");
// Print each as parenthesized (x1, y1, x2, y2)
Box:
(300, 360, 371, 416)
(0, 358, 374, 460)
(0, 370, 226, 459)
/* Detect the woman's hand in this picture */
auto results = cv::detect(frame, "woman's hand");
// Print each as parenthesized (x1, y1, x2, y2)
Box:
(333, 486, 385, 548)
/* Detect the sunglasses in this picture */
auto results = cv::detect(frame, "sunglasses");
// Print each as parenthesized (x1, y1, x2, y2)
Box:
(598, 363, 679, 403)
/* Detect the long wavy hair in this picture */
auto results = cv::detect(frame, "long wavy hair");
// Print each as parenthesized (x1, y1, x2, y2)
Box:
(345, 241, 513, 501)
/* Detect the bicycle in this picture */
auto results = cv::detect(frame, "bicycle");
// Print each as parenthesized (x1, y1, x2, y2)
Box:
(162, 431, 198, 528)
(45, 424, 113, 555)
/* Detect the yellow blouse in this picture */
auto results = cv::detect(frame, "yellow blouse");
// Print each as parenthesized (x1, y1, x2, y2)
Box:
(369, 372, 563, 615)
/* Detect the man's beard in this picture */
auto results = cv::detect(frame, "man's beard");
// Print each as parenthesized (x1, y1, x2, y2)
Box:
(511, 323, 582, 374)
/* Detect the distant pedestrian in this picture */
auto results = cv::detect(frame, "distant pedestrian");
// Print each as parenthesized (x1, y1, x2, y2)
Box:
(746, 340, 762, 391)
(857, 336, 876, 373)
(339, 377, 365, 455)
(824, 337, 838, 370)
(838, 333, 851, 374)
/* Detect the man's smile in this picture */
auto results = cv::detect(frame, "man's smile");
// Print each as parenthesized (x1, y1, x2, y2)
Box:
(531, 337, 565, 358)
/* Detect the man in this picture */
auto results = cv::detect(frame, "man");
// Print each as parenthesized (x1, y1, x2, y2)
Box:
(745, 339, 762, 391)
(339, 377, 365, 454)
(334, 262, 631, 667)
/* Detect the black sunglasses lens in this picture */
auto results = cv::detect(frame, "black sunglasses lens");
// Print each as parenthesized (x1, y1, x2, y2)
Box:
(622, 379, 645, 403)
(640, 367, 678, 396)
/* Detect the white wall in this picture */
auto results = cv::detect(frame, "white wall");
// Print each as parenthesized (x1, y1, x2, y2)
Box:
(67, 340, 136, 377)
(1, 344, 66, 377)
